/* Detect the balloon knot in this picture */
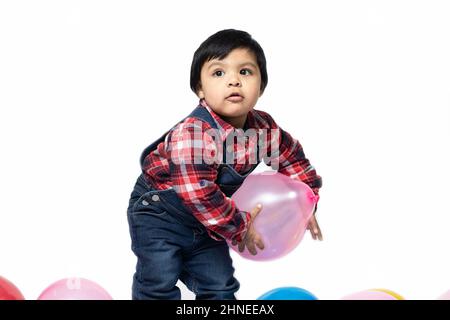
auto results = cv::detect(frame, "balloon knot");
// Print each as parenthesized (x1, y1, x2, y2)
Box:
(309, 194, 319, 203)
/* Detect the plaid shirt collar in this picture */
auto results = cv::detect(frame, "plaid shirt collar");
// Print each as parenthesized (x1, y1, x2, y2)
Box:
(199, 99, 269, 142)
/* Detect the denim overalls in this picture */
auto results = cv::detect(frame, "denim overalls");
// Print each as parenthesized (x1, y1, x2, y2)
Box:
(127, 105, 259, 300)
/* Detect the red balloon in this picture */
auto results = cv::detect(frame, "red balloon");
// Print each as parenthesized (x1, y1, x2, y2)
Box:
(0, 276, 25, 300)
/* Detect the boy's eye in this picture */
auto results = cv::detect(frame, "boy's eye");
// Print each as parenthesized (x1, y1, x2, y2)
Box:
(213, 70, 224, 77)
(240, 68, 252, 75)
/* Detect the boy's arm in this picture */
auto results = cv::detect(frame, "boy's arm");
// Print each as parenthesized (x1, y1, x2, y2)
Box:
(260, 112, 322, 199)
(167, 121, 250, 242)
(278, 128, 322, 197)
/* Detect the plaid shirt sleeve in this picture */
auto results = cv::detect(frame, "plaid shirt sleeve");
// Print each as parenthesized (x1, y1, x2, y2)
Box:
(259, 111, 323, 199)
(166, 120, 251, 242)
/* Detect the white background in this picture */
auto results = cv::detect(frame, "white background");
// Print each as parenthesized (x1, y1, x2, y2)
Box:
(1, 1, 449, 300)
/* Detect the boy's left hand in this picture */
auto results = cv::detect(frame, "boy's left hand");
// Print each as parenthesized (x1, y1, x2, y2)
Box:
(307, 215, 323, 241)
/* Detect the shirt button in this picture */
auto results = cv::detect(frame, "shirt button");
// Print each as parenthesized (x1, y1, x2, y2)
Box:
(141, 199, 149, 206)
(151, 194, 160, 202)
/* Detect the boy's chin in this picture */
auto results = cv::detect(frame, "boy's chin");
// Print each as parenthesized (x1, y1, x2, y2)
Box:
(218, 109, 248, 118)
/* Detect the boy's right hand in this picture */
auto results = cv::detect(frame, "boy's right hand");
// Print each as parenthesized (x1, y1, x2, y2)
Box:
(232, 203, 265, 255)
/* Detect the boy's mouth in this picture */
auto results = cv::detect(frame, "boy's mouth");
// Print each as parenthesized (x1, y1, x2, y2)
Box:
(226, 92, 244, 102)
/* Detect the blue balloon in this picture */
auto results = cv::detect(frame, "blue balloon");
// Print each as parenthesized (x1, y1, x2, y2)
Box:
(257, 287, 318, 300)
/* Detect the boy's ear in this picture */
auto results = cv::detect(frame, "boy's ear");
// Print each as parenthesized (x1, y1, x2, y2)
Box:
(197, 86, 205, 99)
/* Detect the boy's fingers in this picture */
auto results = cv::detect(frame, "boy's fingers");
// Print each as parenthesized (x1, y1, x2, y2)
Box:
(308, 217, 323, 241)
(247, 241, 257, 255)
(256, 238, 265, 250)
(238, 241, 245, 252)
(316, 227, 323, 241)
(309, 217, 319, 233)
(311, 217, 323, 241)
(231, 239, 237, 246)
(250, 203, 263, 220)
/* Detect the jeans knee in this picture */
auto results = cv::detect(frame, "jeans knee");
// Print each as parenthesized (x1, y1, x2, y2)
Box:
(132, 274, 182, 300)
(195, 277, 240, 300)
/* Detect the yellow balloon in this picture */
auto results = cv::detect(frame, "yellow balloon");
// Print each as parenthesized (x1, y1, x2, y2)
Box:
(370, 288, 405, 300)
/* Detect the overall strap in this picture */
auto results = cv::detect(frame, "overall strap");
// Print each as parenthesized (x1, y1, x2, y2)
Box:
(139, 105, 219, 167)
(188, 105, 219, 130)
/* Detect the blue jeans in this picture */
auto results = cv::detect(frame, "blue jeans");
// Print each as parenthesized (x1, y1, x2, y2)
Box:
(127, 175, 240, 300)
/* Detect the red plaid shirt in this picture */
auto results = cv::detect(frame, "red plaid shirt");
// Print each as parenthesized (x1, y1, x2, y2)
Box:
(142, 99, 322, 242)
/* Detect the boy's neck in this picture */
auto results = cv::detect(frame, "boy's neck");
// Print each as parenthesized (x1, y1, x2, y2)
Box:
(200, 99, 248, 129)
(220, 114, 248, 129)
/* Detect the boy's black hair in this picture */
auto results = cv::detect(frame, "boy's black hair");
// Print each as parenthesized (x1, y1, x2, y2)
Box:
(190, 29, 268, 95)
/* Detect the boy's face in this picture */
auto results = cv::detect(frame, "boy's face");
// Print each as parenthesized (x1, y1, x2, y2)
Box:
(197, 47, 262, 128)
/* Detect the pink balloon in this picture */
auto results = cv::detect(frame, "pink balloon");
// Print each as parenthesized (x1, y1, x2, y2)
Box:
(38, 278, 112, 300)
(341, 290, 398, 300)
(229, 172, 318, 261)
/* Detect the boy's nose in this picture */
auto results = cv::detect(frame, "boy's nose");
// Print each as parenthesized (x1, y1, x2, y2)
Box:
(228, 80, 241, 87)
(227, 72, 241, 87)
